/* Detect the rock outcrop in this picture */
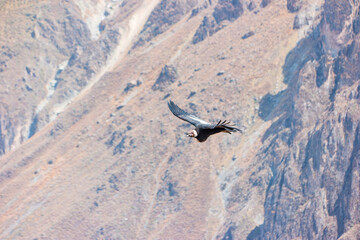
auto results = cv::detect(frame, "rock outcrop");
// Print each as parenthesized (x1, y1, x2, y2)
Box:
(287, 0, 303, 12)
(193, 0, 244, 44)
(152, 65, 178, 91)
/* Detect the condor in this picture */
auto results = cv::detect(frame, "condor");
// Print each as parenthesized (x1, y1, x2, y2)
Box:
(168, 100, 241, 142)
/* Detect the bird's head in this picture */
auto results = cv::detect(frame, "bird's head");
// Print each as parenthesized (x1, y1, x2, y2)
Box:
(186, 130, 198, 138)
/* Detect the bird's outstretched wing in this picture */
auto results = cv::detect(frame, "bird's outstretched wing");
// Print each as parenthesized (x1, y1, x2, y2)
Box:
(198, 119, 240, 132)
(168, 100, 210, 127)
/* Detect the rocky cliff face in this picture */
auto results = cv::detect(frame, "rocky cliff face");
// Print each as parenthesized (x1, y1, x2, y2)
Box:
(0, 0, 359, 239)
(249, 0, 360, 239)
(0, 0, 143, 153)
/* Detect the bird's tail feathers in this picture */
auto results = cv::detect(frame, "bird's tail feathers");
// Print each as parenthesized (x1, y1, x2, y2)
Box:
(217, 120, 241, 133)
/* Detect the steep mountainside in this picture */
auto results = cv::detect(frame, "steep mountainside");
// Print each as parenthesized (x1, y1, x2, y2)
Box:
(0, 0, 359, 239)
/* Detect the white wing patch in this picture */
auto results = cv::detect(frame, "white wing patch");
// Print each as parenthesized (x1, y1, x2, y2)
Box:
(190, 115, 210, 125)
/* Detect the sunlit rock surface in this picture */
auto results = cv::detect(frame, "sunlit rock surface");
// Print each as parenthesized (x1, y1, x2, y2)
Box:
(0, 0, 359, 239)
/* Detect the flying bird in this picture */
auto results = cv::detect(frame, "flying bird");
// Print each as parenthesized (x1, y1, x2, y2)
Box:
(168, 100, 241, 142)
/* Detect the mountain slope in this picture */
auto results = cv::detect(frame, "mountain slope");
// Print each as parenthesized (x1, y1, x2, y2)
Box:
(0, 0, 359, 239)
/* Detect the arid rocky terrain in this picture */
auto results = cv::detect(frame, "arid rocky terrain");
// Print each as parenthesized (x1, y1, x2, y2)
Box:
(0, 0, 359, 239)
